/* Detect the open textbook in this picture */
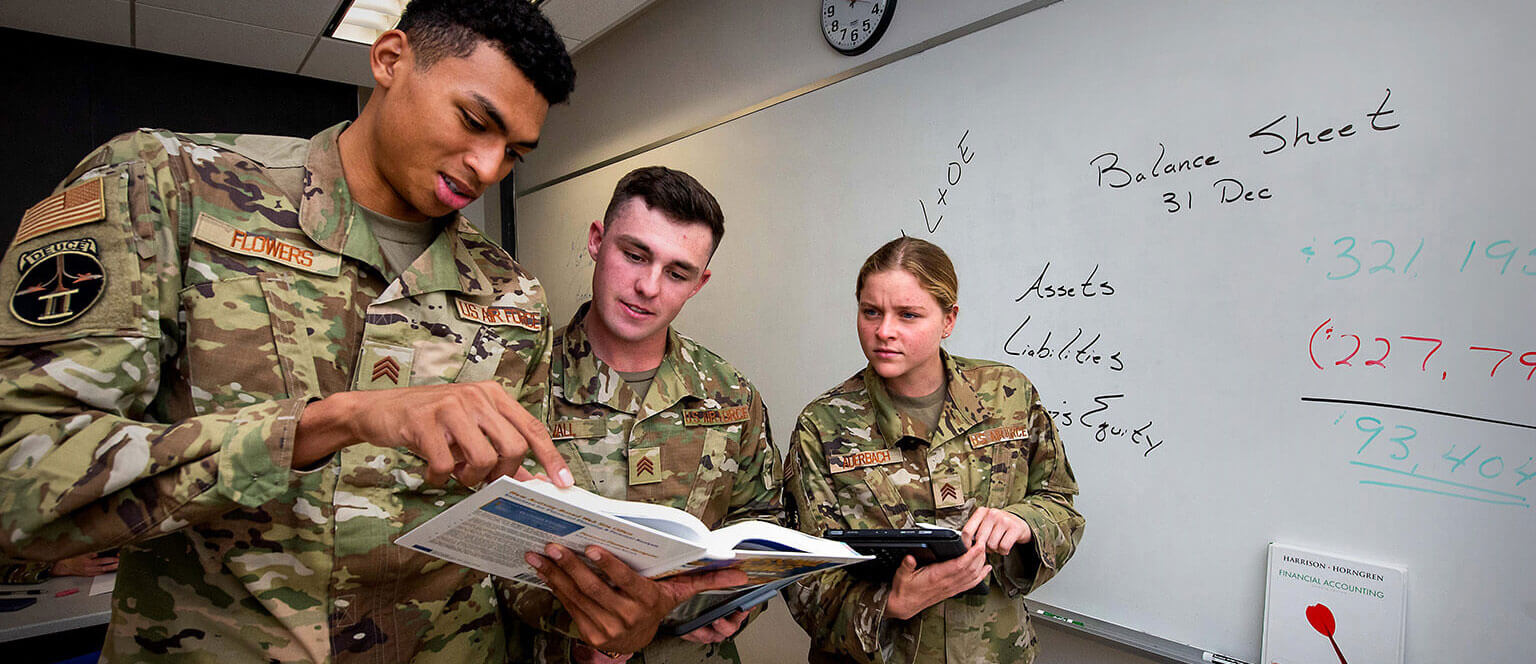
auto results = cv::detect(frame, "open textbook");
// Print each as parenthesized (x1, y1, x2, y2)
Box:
(396, 477, 870, 589)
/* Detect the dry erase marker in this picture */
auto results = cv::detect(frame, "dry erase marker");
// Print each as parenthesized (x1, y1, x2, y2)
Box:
(0, 589, 44, 597)
(1202, 651, 1250, 664)
(1034, 609, 1084, 627)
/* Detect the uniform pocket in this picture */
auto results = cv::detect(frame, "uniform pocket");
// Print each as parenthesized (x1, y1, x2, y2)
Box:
(828, 463, 908, 528)
(682, 426, 737, 524)
(625, 424, 715, 518)
(454, 326, 510, 384)
(181, 274, 289, 414)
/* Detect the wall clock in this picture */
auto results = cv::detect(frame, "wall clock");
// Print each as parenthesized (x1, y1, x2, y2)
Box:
(821, 0, 896, 56)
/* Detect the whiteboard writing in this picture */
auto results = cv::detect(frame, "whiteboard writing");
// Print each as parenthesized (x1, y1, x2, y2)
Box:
(916, 129, 977, 233)
(1047, 393, 1167, 458)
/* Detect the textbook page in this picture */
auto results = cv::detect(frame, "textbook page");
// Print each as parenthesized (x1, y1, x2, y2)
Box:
(397, 478, 870, 589)
(396, 477, 709, 587)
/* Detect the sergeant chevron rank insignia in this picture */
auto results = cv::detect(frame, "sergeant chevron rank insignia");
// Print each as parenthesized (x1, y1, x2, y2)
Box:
(372, 357, 401, 384)
(356, 341, 413, 390)
(935, 479, 966, 509)
(10, 238, 106, 327)
(629, 447, 661, 485)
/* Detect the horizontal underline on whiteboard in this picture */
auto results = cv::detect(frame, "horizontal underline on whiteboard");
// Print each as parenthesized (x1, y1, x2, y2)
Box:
(1349, 461, 1528, 501)
(516, 0, 1065, 197)
(1358, 481, 1532, 508)
(1300, 396, 1536, 432)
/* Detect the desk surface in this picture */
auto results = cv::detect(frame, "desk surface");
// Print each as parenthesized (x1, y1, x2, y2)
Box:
(0, 574, 112, 643)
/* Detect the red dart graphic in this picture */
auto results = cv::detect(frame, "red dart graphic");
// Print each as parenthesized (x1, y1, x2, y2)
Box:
(1306, 603, 1348, 664)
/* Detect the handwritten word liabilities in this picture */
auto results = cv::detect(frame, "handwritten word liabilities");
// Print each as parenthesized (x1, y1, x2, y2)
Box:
(1003, 315, 1124, 373)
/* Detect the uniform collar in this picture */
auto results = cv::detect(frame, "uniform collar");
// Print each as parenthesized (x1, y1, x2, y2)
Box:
(557, 302, 708, 416)
(864, 350, 990, 447)
(297, 122, 496, 298)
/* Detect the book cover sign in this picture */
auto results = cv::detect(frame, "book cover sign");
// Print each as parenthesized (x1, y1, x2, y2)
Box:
(1261, 543, 1406, 664)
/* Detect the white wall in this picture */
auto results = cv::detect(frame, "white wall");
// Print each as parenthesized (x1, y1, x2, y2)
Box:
(521, 1, 1163, 662)
(517, 0, 1043, 191)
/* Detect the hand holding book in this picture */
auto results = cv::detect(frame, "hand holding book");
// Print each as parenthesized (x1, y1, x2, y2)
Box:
(526, 542, 748, 654)
(395, 478, 871, 652)
(396, 478, 868, 588)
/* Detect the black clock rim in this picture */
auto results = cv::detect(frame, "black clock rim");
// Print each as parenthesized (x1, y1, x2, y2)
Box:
(824, 0, 897, 56)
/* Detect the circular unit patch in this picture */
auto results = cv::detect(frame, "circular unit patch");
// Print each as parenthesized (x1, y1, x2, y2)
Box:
(10, 245, 106, 327)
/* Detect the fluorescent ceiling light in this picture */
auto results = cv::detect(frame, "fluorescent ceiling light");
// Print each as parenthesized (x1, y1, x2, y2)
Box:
(328, 0, 545, 45)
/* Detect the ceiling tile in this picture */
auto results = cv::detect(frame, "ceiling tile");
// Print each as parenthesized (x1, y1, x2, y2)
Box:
(138, 0, 347, 36)
(541, 0, 654, 42)
(300, 37, 375, 87)
(0, 0, 130, 46)
(137, 5, 314, 73)
(562, 35, 584, 54)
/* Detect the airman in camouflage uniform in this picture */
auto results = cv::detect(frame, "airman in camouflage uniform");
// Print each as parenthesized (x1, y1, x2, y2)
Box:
(506, 304, 779, 664)
(502, 167, 781, 663)
(784, 354, 1084, 664)
(0, 2, 576, 661)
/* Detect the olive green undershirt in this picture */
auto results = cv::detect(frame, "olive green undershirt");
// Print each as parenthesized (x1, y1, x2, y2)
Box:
(616, 367, 659, 404)
(359, 206, 440, 280)
(890, 382, 947, 443)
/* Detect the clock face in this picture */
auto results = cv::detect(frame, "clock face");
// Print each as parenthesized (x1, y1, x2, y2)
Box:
(821, 0, 895, 56)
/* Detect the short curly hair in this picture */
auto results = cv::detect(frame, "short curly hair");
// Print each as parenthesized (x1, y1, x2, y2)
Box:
(397, 0, 576, 105)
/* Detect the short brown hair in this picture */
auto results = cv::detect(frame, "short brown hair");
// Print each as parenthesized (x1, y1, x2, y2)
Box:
(603, 166, 725, 252)
(856, 236, 959, 310)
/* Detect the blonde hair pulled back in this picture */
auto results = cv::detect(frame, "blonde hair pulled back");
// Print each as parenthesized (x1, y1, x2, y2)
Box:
(855, 236, 958, 311)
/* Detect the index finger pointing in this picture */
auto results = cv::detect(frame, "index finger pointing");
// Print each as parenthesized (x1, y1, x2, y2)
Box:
(491, 387, 573, 487)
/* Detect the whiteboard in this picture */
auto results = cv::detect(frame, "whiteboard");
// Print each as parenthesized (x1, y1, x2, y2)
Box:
(517, 1, 1536, 662)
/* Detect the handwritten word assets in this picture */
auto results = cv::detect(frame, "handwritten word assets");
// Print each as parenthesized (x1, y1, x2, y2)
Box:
(1015, 262, 1116, 301)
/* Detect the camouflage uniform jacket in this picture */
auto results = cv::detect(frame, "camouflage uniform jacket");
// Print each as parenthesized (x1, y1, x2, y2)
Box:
(503, 302, 780, 664)
(0, 124, 554, 663)
(783, 353, 1084, 664)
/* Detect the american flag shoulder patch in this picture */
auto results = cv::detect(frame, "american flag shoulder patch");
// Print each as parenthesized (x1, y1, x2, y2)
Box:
(14, 179, 106, 246)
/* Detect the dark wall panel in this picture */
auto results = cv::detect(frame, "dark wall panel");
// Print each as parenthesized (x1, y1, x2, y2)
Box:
(1, 27, 356, 247)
